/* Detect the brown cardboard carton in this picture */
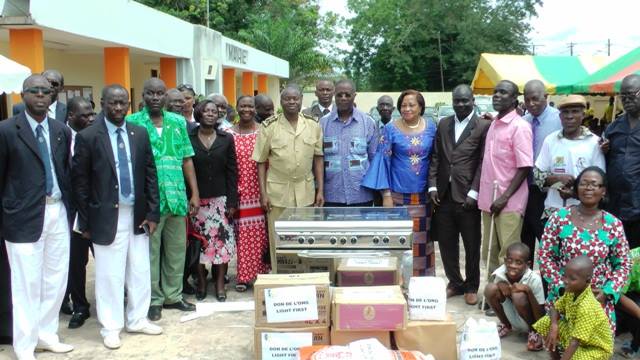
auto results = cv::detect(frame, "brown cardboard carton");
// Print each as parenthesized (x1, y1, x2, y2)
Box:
(336, 257, 399, 286)
(332, 285, 407, 331)
(254, 326, 330, 360)
(393, 313, 457, 360)
(301, 257, 337, 284)
(254, 272, 331, 328)
(330, 328, 391, 348)
(276, 253, 305, 274)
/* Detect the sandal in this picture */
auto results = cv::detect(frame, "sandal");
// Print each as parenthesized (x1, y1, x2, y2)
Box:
(497, 323, 512, 338)
(235, 283, 248, 292)
(527, 331, 543, 351)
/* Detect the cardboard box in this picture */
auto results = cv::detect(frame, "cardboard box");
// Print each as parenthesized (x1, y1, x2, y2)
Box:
(254, 272, 331, 328)
(302, 257, 337, 284)
(254, 326, 330, 360)
(393, 313, 457, 360)
(332, 286, 407, 331)
(330, 328, 391, 348)
(337, 257, 399, 286)
(276, 253, 305, 274)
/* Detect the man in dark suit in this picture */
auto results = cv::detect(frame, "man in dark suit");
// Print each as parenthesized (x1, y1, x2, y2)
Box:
(13, 70, 67, 123)
(428, 84, 491, 306)
(0, 74, 74, 360)
(72, 85, 162, 349)
(302, 79, 334, 120)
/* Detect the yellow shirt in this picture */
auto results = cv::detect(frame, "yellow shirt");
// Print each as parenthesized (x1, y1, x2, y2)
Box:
(252, 113, 323, 207)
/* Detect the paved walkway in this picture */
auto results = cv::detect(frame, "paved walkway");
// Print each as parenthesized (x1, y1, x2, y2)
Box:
(0, 242, 632, 359)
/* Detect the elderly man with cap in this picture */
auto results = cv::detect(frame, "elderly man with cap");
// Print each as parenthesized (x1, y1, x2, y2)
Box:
(533, 95, 605, 221)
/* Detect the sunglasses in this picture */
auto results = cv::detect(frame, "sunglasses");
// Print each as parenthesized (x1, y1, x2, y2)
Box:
(24, 87, 53, 95)
(49, 81, 60, 88)
(178, 84, 194, 91)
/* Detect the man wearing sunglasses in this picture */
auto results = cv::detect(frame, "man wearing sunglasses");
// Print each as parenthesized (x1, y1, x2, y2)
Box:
(13, 70, 67, 124)
(0, 74, 75, 359)
(601, 74, 640, 250)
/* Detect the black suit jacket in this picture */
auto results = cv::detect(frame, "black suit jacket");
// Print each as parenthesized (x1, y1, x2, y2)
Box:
(13, 102, 67, 123)
(72, 114, 160, 245)
(0, 112, 73, 242)
(428, 114, 491, 204)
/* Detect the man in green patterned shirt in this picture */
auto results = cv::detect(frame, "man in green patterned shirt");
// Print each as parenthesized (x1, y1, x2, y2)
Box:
(126, 78, 200, 321)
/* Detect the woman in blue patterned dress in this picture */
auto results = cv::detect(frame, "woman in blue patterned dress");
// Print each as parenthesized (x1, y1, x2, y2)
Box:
(362, 89, 437, 276)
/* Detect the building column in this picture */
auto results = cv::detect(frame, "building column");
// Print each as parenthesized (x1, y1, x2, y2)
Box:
(223, 68, 236, 104)
(257, 74, 268, 94)
(160, 57, 177, 88)
(103, 48, 131, 92)
(241, 72, 254, 96)
(9, 29, 44, 103)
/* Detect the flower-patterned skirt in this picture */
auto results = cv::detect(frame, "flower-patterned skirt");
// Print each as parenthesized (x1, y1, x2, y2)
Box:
(190, 196, 235, 265)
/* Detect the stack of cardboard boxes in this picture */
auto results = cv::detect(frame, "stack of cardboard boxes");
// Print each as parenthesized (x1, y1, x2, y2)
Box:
(253, 273, 331, 360)
(254, 257, 458, 360)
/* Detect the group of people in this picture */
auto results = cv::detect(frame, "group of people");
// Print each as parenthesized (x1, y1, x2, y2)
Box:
(1, 68, 640, 360)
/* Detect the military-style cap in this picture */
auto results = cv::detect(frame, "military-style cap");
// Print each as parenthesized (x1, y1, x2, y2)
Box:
(557, 94, 587, 109)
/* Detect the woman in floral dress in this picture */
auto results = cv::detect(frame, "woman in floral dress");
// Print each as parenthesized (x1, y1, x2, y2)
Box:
(362, 89, 437, 276)
(538, 166, 630, 331)
(226, 96, 270, 291)
(189, 99, 238, 301)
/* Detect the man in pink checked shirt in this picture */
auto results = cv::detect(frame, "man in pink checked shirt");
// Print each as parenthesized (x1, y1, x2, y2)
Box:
(478, 80, 533, 286)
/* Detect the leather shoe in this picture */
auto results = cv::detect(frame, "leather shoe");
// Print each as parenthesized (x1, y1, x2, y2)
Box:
(36, 341, 74, 353)
(464, 293, 478, 305)
(163, 299, 196, 312)
(183, 283, 196, 295)
(68, 311, 90, 329)
(446, 287, 463, 298)
(147, 305, 162, 321)
(60, 301, 73, 315)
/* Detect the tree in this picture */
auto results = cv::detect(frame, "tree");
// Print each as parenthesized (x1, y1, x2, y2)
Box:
(345, 0, 540, 91)
(137, 0, 338, 87)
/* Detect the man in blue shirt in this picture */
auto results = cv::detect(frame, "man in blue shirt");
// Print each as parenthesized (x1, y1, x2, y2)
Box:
(320, 79, 379, 206)
(521, 80, 561, 263)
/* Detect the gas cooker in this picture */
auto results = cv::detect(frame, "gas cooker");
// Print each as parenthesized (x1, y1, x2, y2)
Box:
(274, 207, 413, 249)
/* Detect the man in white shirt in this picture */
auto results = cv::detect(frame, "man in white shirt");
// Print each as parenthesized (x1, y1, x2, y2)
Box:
(533, 95, 605, 219)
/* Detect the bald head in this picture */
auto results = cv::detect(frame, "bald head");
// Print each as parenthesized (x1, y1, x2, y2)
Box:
(254, 94, 274, 122)
(166, 88, 186, 114)
(566, 256, 594, 279)
(621, 74, 640, 116)
(21, 75, 53, 119)
(452, 84, 474, 120)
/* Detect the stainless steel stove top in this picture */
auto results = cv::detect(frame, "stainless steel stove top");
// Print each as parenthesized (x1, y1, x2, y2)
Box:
(274, 207, 413, 249)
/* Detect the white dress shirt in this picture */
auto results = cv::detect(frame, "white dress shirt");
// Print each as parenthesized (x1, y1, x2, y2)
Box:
(25, 112, 62, 200)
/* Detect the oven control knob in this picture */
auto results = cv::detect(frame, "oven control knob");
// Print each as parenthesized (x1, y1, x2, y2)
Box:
(339, 237, 347, 245)
(399, 236, 407, 244)
(382, 236, 390, 244)
(307, 237, 315, 244)
(297, 236, 305, 244)
(350, 236, 358, 244)
(372, 236, 380, 244)
(330, 237, 337, 245)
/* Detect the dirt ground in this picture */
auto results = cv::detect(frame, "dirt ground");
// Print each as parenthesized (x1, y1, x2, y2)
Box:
(0, 242, 632, 360)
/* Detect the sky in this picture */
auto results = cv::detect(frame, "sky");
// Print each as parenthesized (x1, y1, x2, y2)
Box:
(319, 0, 640, 58)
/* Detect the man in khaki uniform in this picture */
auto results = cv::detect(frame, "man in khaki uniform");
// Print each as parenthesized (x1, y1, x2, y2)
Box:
(253, 84, 324, 272)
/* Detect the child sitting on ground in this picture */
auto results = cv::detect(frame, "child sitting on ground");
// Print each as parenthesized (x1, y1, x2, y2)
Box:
(534, 256, 613, 360)
(484, 243, 545, 351)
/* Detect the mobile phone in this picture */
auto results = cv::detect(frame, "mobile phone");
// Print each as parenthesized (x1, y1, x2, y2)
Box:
(142, 223, 150, 235)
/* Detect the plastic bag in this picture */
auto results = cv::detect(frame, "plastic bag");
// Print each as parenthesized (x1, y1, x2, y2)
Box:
(459, 318, 501, 360)
(407, 276, 447, 320)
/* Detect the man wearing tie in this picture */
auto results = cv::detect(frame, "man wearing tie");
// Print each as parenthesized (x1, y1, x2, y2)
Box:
(0, 75, 74, 360)
(72, 85, 162, 349)
(13, 70, 67, 123)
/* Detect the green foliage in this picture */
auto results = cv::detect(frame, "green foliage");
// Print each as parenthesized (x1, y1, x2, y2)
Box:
(137, 0, 339, 87)
(345, 0, 540, 91)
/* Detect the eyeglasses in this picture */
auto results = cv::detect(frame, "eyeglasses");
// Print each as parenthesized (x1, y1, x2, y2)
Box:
(24, 87, 53, 95)
(177, 84, 194, 92)
(48, 81, 60, 88)
(577, 182, 604, 189)
(620, 89, 640, 99)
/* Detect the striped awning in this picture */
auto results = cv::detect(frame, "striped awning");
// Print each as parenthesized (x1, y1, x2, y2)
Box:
(471, 53, 612, 95)
(555, 47, 640, 94)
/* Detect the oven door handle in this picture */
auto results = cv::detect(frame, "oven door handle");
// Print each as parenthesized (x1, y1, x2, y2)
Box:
(296, 250, 391, 259)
